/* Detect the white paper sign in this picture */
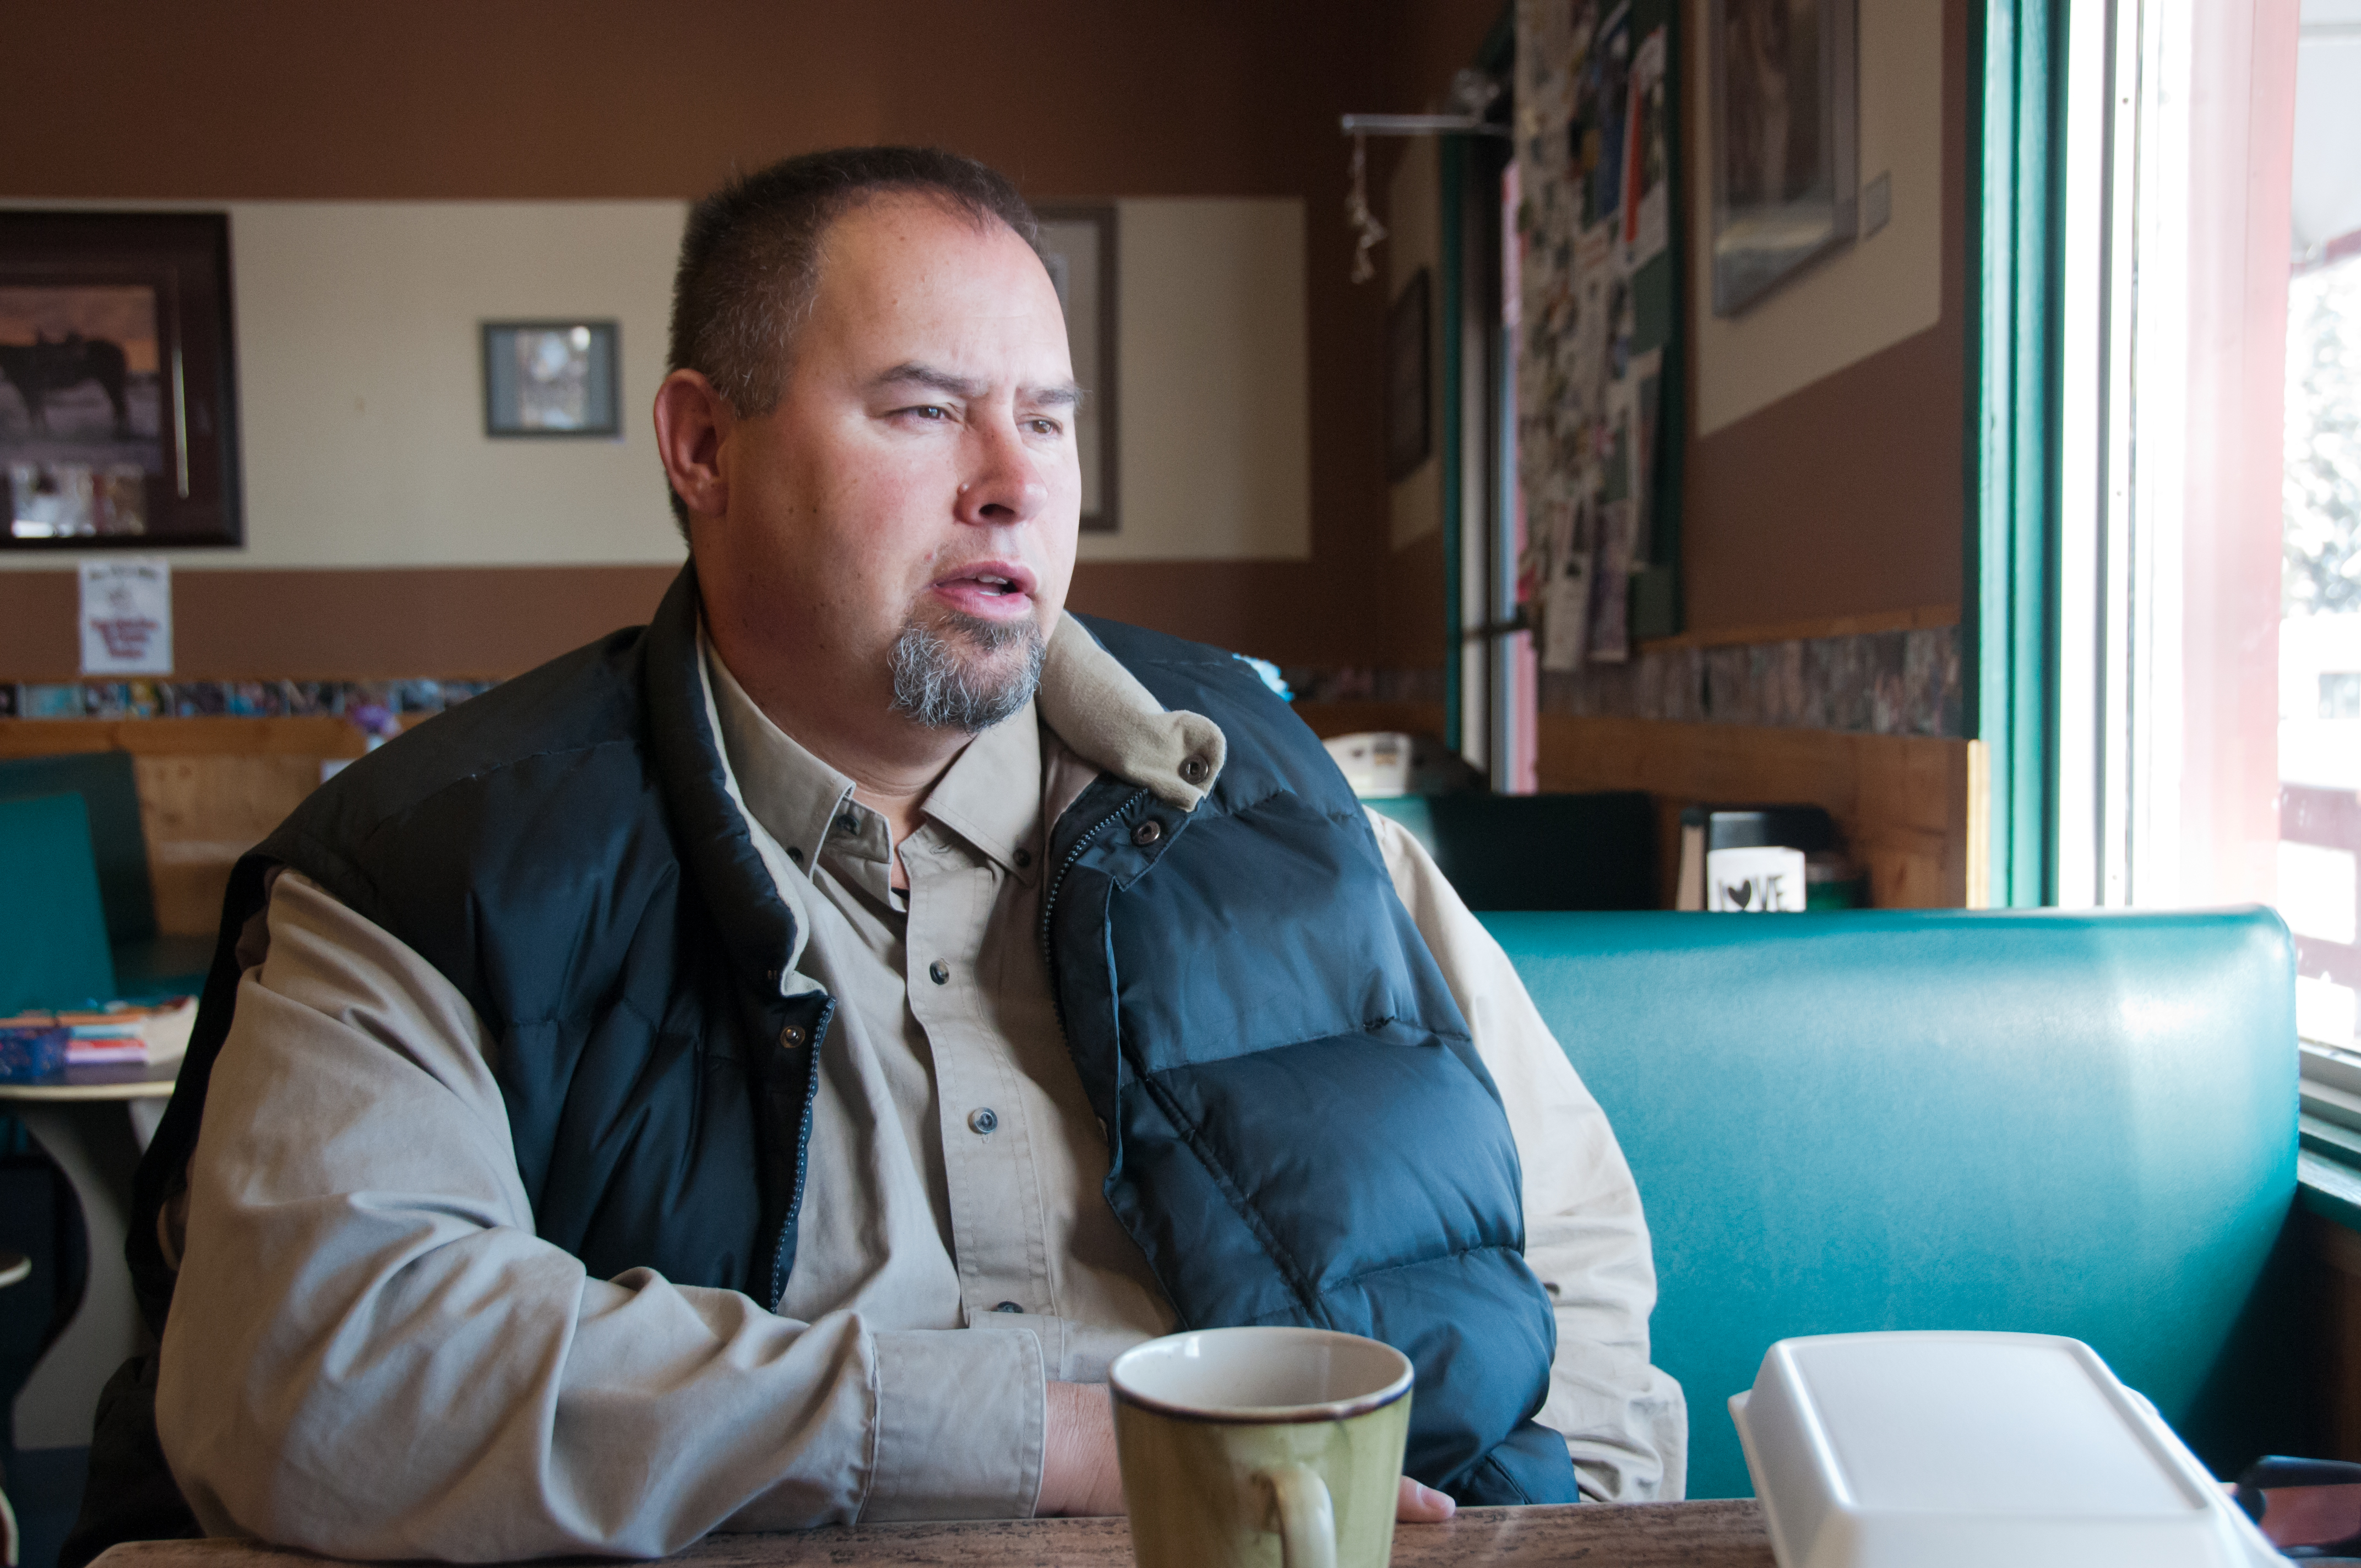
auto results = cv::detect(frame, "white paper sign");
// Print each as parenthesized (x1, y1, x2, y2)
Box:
(79, 558, 173, 675)
(1706, 845, 1808, 913)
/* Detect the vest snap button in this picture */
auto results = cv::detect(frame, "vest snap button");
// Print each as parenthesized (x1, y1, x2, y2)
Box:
(1014, 846, 1033, 868)
(1180, 756, 1209, 783)
(928, 960, 950, 985)
(969, 1107, 998, 1134)
(1131, 819, 1162, 847)
(993, 1301, 1024, 1313)
(777, 1025, 806, 1049)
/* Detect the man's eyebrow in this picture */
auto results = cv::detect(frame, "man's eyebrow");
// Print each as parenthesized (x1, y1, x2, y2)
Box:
(871, 362, 1082, 408)
(871, 363, 988, 400)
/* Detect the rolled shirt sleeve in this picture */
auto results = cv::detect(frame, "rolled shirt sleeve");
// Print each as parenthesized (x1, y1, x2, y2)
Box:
(1367, 809, 1690, 1502)
(156, 871, 1047, 1558)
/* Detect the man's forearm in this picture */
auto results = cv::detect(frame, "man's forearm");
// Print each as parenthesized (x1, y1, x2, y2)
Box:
(157, 874, 1049, 1553)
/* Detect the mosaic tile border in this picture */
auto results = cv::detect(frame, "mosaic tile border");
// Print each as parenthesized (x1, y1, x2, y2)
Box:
(1278, 627, 1960, 740)
(0, 677, 499, 722)
(1539, 624, 1963, 738)
(2, 628, 1961, 741)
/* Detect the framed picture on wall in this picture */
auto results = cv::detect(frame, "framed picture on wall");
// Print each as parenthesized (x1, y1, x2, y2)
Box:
(1708, 0, 1858, 315)
(1033, 205, 1118, 533)
(1387, 269, 1432, 482)
(0, 211, 242, 549)
(482, 320, 621, 437)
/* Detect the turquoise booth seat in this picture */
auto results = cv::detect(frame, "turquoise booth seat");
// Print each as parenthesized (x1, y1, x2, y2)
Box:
(0, 792, 119, 1014)
(1484, 907, 2303, 1500)
(0, 751, 212, 1001)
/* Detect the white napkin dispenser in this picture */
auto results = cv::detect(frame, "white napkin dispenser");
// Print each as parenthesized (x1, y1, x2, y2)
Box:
(1729, 1332, 2281, 1568)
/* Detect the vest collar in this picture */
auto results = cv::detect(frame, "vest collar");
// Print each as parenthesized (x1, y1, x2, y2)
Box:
(1038, 614, 1226, 811)
(643, 562, 803, 991)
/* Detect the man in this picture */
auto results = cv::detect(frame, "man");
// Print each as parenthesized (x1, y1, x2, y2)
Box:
(75, 148, 1682, 1560)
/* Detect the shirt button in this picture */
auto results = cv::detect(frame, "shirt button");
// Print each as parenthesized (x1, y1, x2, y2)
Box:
(928, 960, 950, 985)
(1131, 819, 1162, 847)
(1014, 847, 1033, 868)
(777, 1025, 806, 1049)
(994, 1302, 1024, 1313)
(968, 1107, 998, 1135)
(836, 814, 859, 836)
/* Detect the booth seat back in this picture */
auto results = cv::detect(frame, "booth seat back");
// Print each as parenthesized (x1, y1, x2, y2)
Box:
(1484, 907, 2302, 1499)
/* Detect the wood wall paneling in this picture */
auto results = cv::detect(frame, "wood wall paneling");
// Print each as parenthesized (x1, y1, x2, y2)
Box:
(1537, 713, 1971, 909)
(2, 716, 418, 937)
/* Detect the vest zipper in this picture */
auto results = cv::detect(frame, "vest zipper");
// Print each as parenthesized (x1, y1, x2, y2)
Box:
(1038, 785, 1149, 1002)
(766, 996, 833, 1311)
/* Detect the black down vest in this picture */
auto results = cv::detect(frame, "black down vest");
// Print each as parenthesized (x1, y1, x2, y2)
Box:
(126, 564, 1579, 1506)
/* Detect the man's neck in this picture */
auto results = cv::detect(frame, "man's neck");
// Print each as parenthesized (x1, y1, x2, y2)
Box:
(713, 636, 969, 887)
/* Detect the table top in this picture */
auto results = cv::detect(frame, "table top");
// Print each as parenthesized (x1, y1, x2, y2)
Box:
(0, 1056, 181, 1102)
(90, 1500, 1771, 1567)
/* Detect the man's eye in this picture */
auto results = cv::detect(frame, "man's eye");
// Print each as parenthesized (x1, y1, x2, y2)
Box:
(1028, 417, 1064, 437)
(911, 405, 950, 421)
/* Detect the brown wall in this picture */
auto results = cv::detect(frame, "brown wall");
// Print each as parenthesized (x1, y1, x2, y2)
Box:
(0, 1, 1502, 679)
(1678, 0, 1970, 634)
(0, 0, 1967, 681)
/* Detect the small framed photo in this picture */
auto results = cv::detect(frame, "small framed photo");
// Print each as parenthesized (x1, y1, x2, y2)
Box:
(1033, 206, 1118, 533)
(482, 320, 619, 438)
(0, 210, 242, 549)
(1709, 0, 1859, 315)
(1386, 269, 1432, 482)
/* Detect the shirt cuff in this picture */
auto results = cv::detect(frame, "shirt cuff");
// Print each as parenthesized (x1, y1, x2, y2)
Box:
(861, 1326, 1046, 1521)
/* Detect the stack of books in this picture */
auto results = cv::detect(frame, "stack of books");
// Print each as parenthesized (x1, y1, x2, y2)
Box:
(0, 997, 197, 1079)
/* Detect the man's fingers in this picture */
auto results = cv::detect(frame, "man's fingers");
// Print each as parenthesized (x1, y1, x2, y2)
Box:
(1396, 1476, 1456, 1522)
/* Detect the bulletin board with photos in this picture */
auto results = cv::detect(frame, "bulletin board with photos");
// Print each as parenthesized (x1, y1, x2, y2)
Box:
(1514, 0, 1685, 667)
(0, 211, 242, 549)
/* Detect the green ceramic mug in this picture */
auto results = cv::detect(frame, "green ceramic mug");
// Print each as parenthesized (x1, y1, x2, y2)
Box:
(1108, 1326, 1415, 1568)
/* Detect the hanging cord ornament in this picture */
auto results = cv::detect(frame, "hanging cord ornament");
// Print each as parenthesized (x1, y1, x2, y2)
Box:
(1346, 131, 1388, 284)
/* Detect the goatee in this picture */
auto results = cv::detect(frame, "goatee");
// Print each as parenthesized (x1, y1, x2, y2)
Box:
(888, 610, 1047, 732)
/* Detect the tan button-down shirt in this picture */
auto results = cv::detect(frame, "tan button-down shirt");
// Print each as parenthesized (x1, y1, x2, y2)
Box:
(155, 616, 1685, 1560)
(705, 647, 1177, 1373)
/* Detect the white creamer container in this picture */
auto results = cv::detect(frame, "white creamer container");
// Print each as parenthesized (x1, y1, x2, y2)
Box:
(1729, 1332, 2283, 1568)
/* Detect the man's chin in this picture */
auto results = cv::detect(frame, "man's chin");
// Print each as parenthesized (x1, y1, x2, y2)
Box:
(888, 607, 1048, 731)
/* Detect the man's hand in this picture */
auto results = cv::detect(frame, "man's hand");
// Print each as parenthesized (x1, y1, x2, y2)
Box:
(1396, 1477, 1456, 1522)
(1038, 1381, 1460, 1523)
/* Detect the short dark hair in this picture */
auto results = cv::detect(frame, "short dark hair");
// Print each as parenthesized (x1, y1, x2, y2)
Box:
(664, 146, 1040, 531)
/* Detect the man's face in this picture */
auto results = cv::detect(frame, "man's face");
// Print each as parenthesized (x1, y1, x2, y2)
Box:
(698, 195, 1081, 733)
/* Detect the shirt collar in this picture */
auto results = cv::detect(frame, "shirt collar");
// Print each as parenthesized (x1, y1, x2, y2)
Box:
(700, 626, 859, 883)
(918, 696, 1042, 876)
(699, 609, 1231, 886)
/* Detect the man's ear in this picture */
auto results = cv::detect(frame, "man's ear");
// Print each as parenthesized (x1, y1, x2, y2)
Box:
(654, 369, 732, 522)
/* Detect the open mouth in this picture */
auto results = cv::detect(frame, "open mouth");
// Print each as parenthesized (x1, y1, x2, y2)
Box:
(934, 559, 1038, 607)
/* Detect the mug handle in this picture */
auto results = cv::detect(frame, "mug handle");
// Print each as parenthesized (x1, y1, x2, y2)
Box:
(1260, 1463, 1336, 1568)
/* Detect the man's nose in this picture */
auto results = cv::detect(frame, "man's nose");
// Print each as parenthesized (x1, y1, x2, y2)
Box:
(954, 418, 1048, 526)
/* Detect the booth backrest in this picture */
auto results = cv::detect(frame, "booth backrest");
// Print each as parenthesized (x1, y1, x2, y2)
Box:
(0, 791, 118, 1014)
(0, 750, 156, 946)
(1368, 791, 1657, 910)
(1485, 907, 2302, 1498)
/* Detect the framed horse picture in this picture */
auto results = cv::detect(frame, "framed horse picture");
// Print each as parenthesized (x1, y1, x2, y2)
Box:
(0, 211, 241, 548)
